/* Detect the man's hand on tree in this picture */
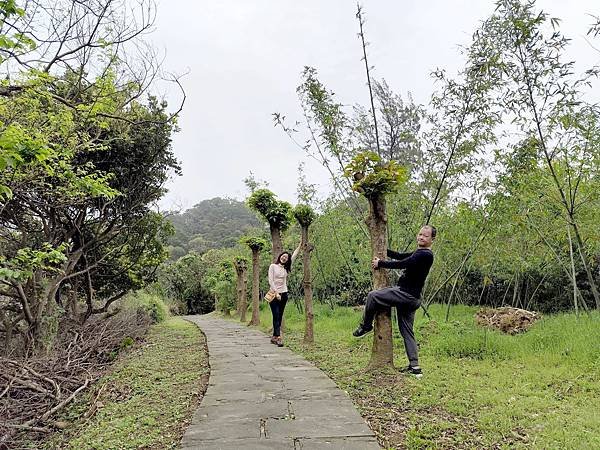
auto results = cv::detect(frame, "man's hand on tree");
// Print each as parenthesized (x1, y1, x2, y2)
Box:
(371, 257, 380, 270)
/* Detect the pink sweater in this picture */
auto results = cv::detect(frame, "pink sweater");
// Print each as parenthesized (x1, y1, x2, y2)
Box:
(268, 248, 299, 293)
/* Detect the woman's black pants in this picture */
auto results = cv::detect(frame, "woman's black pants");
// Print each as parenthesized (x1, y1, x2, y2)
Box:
(269, 292, 288, 337)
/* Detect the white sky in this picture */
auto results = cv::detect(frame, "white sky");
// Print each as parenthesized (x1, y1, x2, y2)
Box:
(150, 0, 600, 210)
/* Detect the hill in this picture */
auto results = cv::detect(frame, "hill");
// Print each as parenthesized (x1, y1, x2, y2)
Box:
(167, 197, 262, 258)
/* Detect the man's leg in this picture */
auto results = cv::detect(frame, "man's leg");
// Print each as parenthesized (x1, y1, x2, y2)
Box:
(397, 307, 419, 367)
(354, 287, 402, 337)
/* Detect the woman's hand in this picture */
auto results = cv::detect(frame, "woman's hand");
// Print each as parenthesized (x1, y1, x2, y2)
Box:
(276, 293, 281, 300)
(371, 257, 380, 270)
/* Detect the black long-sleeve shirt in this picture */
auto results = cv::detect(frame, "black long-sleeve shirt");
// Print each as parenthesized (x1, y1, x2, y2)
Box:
(378, 248, 434, 298)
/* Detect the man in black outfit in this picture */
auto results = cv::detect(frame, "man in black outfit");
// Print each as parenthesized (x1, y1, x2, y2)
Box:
(353, 225, 436, 377)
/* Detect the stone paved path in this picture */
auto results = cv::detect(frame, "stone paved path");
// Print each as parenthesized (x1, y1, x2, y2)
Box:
(181, 315, 380, 450)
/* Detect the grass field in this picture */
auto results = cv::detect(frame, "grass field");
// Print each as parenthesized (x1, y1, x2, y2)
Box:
(42, 317, 208, 450)
(41, 302, 599, 449)
(246, 301, 600, 449)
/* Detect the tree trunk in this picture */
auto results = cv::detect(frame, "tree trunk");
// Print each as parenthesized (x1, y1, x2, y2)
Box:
(68, 279, 80, 320)
(511, 271, 520, 308)
(571, 222, 600, 310)
(365, 193, 393, 369)
(24, 278, 62, 354)
(301, 225, 314, 344)
(234, 263, 243, 317)
(248, 249, 261, 326)
(270, 224, 283, 263)
(240, 267, 248, 323)
(567, 226, 579, 316)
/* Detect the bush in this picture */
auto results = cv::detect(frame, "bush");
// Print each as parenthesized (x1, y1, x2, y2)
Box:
(166, 299, 187, 315)
(126, 291, 169, 324)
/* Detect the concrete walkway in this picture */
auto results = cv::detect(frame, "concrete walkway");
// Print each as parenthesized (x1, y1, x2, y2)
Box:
(181, 315, 380, 450)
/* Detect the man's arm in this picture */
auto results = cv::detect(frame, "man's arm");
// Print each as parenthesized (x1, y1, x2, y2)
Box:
(376, 250, 432, 270)
(387, 249, 413, 260)
(377, 254, 414, 270)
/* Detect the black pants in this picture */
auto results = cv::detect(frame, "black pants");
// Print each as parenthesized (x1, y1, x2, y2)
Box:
(362, 286, 421, 367)
(269, 292, 288, 337)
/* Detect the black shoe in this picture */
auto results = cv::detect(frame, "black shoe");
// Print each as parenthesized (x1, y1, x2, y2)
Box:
(400, 365, 423, 378)
(352, 324, 373, 337)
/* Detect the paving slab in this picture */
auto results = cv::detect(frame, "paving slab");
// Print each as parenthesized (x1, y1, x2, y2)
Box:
(181, 314, 380, 450)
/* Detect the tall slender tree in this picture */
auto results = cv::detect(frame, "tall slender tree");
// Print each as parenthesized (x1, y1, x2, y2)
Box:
(234, 257, 249, 322)
(241, 236, 268, 326)
(472, 0, 600, 308)
(345, 152, 407, 368)
(294, 204, 316, 343)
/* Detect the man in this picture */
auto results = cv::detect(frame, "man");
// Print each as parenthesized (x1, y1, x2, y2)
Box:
(353, 225, 436, 377)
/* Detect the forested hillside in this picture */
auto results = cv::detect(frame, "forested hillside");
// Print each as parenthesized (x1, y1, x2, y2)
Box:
(167, 198, 261, 258)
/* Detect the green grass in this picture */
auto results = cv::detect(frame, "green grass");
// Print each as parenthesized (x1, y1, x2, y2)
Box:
(44, 317, 208, 450)
(246, 301, 600, 449)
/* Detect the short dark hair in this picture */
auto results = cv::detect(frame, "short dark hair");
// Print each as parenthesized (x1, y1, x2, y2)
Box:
(423, 224, 437, 238)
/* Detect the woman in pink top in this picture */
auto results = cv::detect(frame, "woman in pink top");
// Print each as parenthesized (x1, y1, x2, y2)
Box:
(268, 246, 299, 347)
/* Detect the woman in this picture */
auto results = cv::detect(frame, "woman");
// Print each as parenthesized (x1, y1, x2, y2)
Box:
(268, 246, 300, 347)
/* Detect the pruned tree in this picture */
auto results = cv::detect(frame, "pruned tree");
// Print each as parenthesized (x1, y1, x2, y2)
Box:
(247, 189, 293, 262)
(345, 152, 407, 368)
(294, 5, 410, 366)
(240, 236, 267, 326)
(293, 204, 316, 344)
(233, 256, 248, 322)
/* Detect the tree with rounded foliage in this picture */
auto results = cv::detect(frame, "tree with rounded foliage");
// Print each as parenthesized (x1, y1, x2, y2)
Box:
(294, 204, 316, 343)
(0, 0, 181, 353)
(344, 151, 408, 368)
(240, 236, 268, 326)
(247, 189, 293, 262)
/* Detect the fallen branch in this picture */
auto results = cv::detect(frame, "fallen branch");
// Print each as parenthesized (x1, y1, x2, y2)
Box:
(1, 424, 51, 433)
(0, 310, 151, 446)
(38, 378, 90, 423)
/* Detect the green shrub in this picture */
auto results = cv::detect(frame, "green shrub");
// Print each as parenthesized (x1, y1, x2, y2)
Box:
(144, 296, 169, 323)
(125, 291, 169, 324)
(120, 336, 135, 349)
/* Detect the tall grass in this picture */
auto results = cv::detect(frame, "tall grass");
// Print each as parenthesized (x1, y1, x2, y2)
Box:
(259, 301, 600, 367)
(252, 300, 600, 448)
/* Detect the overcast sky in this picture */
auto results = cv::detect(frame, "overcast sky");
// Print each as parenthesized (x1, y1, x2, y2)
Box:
(150, 0, 600, 210)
